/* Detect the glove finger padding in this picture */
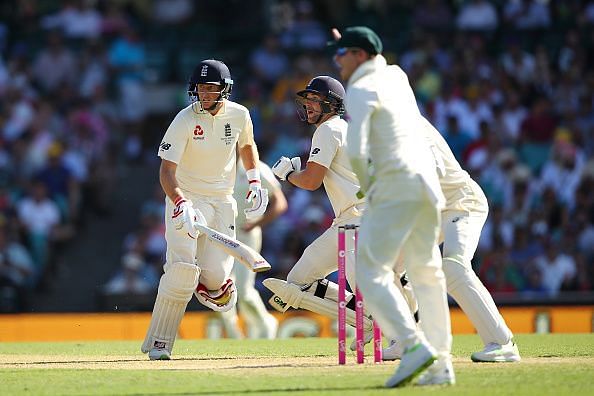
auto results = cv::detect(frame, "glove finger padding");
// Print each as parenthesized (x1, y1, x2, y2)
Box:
(172, 198, 199, 238)
(272, 156, 295, 181)
(188, 207, 207, 238)
(290, 156, 301, 172)
(244, 188, 268, 219)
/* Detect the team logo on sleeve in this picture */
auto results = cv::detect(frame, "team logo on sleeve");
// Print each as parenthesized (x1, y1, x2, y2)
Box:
(311, 147, 320, 155)
(159, 142, 171, 151)
(193, 125, 205, 140)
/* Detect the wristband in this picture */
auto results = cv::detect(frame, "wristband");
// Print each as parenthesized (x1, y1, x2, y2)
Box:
(246, 168, 261, 183)
(173, 196, 186, 206)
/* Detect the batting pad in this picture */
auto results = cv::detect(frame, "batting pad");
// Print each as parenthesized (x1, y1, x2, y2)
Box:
(141, 262, 199, 354)
(263, 278, 373, 331)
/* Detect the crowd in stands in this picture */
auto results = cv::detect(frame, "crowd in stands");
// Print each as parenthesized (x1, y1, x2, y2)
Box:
(1, 0, 593, 312)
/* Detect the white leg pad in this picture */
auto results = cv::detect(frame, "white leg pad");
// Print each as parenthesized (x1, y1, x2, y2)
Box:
(263, 278, 373, 331)
(141, 262, 199, 354)
(443, 257, 512, 345)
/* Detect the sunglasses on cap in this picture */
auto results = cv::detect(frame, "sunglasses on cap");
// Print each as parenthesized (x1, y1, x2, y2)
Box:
(335, 47, 361, 57)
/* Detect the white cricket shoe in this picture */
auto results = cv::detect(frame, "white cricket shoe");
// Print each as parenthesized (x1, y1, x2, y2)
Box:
(417, 357, 455, 386)
(349, 330, 373, 351)
(382, 340, 404, 361)
(385, 342, 436, 388)
(148, 348, 171, 360)
(471, 340, 521, 362)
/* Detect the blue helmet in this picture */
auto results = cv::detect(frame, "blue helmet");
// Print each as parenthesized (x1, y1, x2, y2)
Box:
(295, 76, 345, 123)
(188, 59, 233, 112)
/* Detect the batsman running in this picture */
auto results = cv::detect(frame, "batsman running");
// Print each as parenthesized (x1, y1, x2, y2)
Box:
(142, 59, 268, 360)
(263, 76, 416, 349)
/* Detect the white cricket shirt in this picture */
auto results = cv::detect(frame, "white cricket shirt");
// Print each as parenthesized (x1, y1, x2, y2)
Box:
(308, 115, 364, 218)
(345, 55, 444, 207)
(420, 116, 488, 212)
(158, 100, 255, 196)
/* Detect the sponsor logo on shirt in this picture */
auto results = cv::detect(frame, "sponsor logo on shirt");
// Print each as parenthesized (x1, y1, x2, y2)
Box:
(159, 142, 171, 151)
(193, 125, 205, 140)
(311, 147, 320, 155)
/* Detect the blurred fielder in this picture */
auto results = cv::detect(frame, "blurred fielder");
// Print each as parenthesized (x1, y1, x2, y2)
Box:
(142, 59, 268, 360)
(331, 26, 453, 387)
(219, 160, 287, 339)
(263, 76, 384, 348)
(382, 117, 520, 363)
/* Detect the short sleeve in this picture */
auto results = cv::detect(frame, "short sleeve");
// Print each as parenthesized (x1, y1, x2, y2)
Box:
(238, 110, 255, 148)
(158, 111, 190, 164)
(307, 124, 340, 169)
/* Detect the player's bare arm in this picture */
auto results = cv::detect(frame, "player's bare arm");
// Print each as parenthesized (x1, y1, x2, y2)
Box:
(287, 161, 327, 191)
(159, 159, 184, 202)
(238, 143, 259, 172)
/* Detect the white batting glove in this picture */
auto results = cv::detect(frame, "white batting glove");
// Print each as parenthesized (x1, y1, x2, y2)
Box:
(172, 197, 206, 239)
(244, 169, 269, 220)
(290, 156, 301, 173)
(272, 156, 301, 181)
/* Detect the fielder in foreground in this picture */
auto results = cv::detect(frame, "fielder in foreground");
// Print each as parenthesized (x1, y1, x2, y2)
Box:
(382, 117, 520, 363)
(332, 26, 453, 387)
(142, 59, 268, 360)
(219, 160, 287, 339)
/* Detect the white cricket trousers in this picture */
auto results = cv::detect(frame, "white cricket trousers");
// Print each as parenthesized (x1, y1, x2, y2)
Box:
(356, 177, 452, 359)
(165, 193, 236, 290)
(286, 204, 364, 289)
(441, 208, 513, 346)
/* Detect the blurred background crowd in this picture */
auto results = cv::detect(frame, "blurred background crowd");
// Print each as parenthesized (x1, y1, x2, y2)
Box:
(0, 0, 593, 313)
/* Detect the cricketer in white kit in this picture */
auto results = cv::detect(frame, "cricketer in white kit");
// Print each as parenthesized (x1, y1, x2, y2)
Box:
(263, 76, 385, 342)
(382, 117, 520, 363)
(141, 59, 268, 360)
(332, 26, 453, 387)
(219, 160, 287, 339)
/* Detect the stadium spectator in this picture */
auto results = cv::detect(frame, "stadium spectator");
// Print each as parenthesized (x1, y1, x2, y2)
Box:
(456, 0, 498, 31)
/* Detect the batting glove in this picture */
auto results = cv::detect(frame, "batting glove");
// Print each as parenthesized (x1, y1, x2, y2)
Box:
(272, 156, 301, 181)
(245, 168, 269, 220)
(172, 197, 206, 239)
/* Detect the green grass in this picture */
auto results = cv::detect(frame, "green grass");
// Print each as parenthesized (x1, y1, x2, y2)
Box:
(1, 334, 594, 395)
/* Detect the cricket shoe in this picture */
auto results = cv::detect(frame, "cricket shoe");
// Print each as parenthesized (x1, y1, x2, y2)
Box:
(471, 340, 521, 362)
(382, 339, 404, 361)
(385, 342, 436, 388)
(148, 348, 171, 360)
(350, 330, 373, 351)
(417, 357, 455, 386)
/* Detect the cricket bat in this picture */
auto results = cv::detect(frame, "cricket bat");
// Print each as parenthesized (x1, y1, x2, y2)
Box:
(194, 223, 271, 273)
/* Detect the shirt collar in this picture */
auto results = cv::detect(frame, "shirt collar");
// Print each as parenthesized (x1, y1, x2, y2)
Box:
(348, 54, 387, 87)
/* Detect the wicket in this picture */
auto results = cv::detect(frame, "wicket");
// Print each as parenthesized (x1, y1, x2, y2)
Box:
(337, 224, 382, 365)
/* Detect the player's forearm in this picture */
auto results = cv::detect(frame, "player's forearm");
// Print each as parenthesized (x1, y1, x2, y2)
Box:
(159, 162, 184, 202)
(287, 170, 322, 191)
(239, 144, 259, 172)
